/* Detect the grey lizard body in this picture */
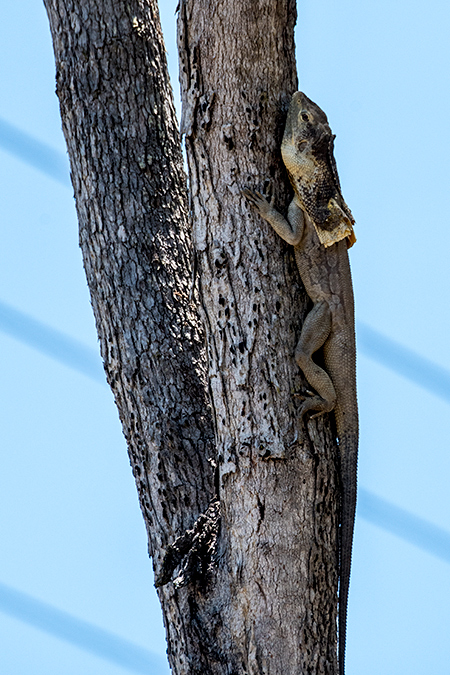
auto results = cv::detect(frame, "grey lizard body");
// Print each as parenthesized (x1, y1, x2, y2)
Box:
(244, 91, 358, 675)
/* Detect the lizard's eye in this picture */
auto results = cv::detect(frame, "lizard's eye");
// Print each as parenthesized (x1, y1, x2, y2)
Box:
(301, 112, 310, 122)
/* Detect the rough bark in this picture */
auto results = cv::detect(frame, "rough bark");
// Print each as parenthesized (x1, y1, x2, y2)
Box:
(44, 0, 340, 673)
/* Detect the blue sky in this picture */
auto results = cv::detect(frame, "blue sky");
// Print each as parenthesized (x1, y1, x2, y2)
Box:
(1, 1, 450, 673)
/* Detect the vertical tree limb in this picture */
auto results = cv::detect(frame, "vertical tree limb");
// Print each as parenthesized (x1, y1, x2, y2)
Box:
(177, 1, 340, 671)
(43, 0, 217, 670)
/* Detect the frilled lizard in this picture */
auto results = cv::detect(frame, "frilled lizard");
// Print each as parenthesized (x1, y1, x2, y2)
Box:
(244, 91, 358, 675)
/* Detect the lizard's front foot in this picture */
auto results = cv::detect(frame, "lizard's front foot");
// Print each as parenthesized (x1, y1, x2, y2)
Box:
(242, 184, 277, 221)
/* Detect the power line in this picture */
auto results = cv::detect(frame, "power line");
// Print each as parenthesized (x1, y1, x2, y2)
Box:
(0, 582, 168, 674)
(358, 489, 450, 564)
(357, 322, 450, 402)
(0, 117, 70, 187)
(0, 300, 105, 384)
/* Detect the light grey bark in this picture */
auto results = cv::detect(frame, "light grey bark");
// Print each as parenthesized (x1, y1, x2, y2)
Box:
(44, 0, 340, 673)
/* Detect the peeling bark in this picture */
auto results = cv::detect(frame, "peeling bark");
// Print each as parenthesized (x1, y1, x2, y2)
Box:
(44, 0, 340, 672)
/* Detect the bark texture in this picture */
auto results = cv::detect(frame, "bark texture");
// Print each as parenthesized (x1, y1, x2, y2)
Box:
(44, 0, 340, 672)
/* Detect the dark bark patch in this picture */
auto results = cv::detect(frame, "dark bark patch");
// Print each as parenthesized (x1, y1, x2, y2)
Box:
(154, 500, 220, 589)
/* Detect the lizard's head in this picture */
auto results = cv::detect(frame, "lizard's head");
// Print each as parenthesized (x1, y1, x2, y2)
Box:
(281, 92, 333, 172)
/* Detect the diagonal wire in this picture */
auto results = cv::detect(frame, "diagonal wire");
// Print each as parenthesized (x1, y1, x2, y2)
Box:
(357, 322, 450, 402)
(358, 489, 450, 564)
(0, 582, 168, 674)
(0, 300, 105, 384)
(0, 117, 70, 187)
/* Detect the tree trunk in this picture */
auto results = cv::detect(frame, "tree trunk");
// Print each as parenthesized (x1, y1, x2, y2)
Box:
(44, 0, 340, 673)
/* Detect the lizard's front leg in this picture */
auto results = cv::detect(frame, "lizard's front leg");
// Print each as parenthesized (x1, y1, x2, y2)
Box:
(243, 189, 304, 246)
(295, 300, 337, 419)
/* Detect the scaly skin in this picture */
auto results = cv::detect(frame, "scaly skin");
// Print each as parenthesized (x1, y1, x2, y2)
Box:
(243, 91, 358, 675)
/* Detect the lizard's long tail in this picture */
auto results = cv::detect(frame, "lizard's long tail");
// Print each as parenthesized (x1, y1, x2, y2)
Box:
(337, 430, 358, 675)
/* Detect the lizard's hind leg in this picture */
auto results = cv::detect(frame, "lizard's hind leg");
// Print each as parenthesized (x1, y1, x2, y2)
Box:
(295, 300, 336, 418)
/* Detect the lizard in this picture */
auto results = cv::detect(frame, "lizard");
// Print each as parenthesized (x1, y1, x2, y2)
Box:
(243, 91, 358, 675)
